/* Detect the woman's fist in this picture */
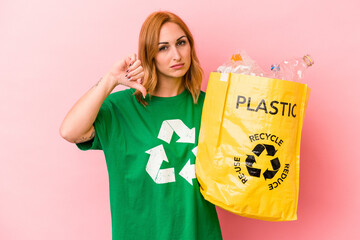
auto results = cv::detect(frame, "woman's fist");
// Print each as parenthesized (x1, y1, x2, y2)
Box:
(108, 54, 147, 98)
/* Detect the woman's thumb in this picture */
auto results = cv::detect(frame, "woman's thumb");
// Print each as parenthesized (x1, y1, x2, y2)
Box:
(131, 82, 147, 99)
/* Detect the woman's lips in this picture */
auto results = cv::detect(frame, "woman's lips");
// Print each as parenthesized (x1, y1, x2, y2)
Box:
(171, 63, 184, 69)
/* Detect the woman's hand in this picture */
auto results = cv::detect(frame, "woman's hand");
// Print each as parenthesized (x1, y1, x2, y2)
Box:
(107, 53, 147, 98)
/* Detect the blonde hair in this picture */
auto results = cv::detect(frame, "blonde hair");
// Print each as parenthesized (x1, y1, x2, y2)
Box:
(135, 11, 203, 106)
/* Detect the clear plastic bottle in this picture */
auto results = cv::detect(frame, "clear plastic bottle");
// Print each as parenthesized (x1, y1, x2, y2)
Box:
(270, 55, 314, 82)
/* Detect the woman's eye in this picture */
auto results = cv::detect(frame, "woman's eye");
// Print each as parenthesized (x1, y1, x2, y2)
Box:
(159, 46, 168, 51)
(177, 40, 186, 46)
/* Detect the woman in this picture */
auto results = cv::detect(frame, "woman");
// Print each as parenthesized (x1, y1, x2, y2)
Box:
(60, 11, 222, 240)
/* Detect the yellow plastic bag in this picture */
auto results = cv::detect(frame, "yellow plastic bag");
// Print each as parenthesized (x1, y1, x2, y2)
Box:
(196, 72, 310, 221)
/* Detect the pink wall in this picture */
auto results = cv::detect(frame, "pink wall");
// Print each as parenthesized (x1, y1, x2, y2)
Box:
(1, 0, 359, 239)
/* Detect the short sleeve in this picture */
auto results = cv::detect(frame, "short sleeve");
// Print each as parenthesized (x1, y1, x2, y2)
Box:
(75, 99, 112, 151)
(75, 128, 102, 150)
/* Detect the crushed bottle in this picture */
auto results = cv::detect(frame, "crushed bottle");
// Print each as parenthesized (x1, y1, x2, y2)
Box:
(270, 55, 314, 82)
(217, 50, 267, 77)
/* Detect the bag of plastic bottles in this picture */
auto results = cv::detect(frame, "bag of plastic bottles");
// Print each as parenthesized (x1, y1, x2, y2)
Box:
(195, 52, 312, 221)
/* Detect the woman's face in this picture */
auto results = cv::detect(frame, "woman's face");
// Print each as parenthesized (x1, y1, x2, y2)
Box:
(154, 22, 191, 82)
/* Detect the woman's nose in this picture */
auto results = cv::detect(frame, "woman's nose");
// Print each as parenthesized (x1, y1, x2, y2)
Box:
(171, 47, 181, 61)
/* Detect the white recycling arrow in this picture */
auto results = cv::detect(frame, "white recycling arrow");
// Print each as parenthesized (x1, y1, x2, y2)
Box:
(145, 144, 175, 184)
(179, 159, 195, 185)
(157, 120, 195, 144)
(179, 146, 197, 185)
(192, 146, 198, 156)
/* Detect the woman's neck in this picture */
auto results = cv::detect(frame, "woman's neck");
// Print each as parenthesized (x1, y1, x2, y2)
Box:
(152, 77, 185, 97)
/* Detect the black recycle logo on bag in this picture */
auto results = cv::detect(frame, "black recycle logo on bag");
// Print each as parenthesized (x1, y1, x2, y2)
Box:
(246, 144, 281, 180)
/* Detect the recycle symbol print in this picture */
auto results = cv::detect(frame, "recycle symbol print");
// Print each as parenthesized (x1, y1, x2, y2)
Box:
(145, 119, 197, 186)
(246, 144, 281, 180)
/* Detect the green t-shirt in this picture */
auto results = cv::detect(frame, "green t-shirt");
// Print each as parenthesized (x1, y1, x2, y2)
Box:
(76, 88, 222, 240)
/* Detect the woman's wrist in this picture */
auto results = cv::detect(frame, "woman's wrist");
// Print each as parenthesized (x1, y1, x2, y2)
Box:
(97, 73, 119, 92)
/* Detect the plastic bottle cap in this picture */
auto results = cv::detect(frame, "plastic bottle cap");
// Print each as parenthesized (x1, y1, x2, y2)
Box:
(231, 53, 243, 62)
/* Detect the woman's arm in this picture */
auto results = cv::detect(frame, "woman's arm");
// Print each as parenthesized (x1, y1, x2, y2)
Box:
(59, 73, 117, 143)
(59, 54, 146, 143)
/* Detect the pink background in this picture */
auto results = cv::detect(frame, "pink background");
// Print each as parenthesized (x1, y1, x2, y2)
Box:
(1, 0, 359, 239)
